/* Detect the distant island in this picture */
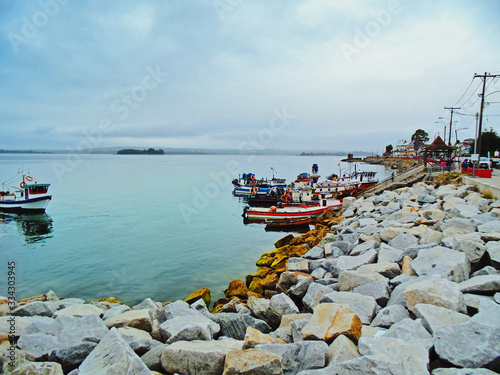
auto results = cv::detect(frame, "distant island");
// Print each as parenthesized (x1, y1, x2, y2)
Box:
(117, 148, 165, 155)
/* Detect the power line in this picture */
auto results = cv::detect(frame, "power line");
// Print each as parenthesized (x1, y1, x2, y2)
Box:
(475, 72, 500, 156)
(451, 77, 476, 107)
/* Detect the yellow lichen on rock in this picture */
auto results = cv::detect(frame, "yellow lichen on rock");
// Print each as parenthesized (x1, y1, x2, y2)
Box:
(185, 287, 211, 306)
(224, 280, 249, 299)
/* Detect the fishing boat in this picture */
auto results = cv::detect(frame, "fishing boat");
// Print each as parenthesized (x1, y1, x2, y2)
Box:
(264, 217, 312, 232)
(243, 198, 341, 221)
(0, 173, 52, 213)
(232, 173, 271, 195)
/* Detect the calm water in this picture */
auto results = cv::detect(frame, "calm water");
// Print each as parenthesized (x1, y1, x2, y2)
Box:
(0, 154, 388, 305)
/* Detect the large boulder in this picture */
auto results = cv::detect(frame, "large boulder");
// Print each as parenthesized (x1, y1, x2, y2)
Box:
(388, 233, 419, 250)
(117, 326, 162, 355)
(11, 301, 57, 317)
(301, 303, 361, 344)
(159, 315, 220, 343)
(269, 293, 299, 320)
(208, 312, 271, 340)
(382, 318, 434, 351)
(53, 304, 104, 318)
(434, 320, 500, 369)
(331, 249, 378, 275)
(17, 315, 108, 359)
(338, 269, 388, 292)
(158, 300, 200, 323)
(320, 292, 377, 325)
(352, 279, 391, 306)
(410, 246, 469, 283)
(413, 303, 470, 336)
(302, 283, 335, 311)
(326, 334, 360, 366)
(78, 328, 152, 375)
(404, 276, 466, 313)
(161, 339, 244, 375)
(370, 305, 410, 328)
(104, 309, 153, 332)
(222, 349, 282, 375)
(459, 275, 500, 293)
(256, 341, 328, 374)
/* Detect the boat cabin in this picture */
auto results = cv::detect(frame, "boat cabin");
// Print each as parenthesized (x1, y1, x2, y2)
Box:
(21, 183, 51, 200)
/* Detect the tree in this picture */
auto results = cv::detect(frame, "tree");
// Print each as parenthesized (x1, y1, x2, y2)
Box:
(470, 128, 500, 156)
(411, 129, 429, 151)
(384, 144, 393, 156)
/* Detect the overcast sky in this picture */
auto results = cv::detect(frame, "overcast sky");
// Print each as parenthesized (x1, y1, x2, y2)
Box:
(1, 0, 499, 152)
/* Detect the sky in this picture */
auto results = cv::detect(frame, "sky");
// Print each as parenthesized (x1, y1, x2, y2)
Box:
(1, 0, 500, 153)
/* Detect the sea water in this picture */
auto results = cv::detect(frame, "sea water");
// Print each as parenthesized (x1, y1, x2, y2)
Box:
(0, 153, 388, 305)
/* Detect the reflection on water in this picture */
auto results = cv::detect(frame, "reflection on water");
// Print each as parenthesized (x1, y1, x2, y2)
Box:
(0, 213, 53, 244)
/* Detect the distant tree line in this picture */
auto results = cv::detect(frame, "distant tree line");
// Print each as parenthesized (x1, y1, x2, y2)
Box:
(469, 129, 500, 156)
(117, 148, 165, 155)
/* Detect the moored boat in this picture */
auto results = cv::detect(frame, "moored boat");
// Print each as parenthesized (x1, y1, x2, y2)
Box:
(243, 198, 341, 221)
(0, 173, 52, 213)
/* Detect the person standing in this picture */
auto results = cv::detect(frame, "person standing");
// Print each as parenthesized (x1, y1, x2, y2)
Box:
(440, 159, 446, 173)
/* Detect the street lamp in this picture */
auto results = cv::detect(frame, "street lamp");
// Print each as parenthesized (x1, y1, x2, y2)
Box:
(435, 121, 446, 140)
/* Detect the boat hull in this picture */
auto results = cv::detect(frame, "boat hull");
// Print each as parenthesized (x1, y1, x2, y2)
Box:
(0, 196, 51, 213)
(244, 203, 340, 221)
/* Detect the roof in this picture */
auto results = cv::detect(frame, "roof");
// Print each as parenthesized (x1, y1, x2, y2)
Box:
(422, 136, 455, 151)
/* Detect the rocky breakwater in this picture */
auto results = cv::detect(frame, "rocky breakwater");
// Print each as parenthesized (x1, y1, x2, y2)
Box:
(1, 180, 500, 374)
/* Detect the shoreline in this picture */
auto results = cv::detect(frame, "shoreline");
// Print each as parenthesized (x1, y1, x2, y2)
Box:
(2, 172, 500, 374)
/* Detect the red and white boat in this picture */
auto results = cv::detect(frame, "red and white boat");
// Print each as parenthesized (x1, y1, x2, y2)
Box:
(0, 173, 52, 213)
(243, 198, 341, 221)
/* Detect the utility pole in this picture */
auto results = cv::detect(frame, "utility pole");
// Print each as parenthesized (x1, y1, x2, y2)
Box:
(444, 107, 460, 146)
(474, 72, 500, 156)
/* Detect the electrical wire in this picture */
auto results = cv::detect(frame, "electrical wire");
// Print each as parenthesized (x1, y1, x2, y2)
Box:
(452, 77, 478, 107)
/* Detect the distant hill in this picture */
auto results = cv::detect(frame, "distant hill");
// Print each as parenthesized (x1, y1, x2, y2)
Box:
(117, 148, 164, 155)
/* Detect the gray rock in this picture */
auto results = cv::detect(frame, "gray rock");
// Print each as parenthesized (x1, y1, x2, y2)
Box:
(380, 202, 402, 216)
(420, 228, 443, 245)
(459, 275, 500, 293)
(257, 341, 328, 374)
(386, 211, 420, 224)
(439, 218, 478, 235)
(332, 241, 350, 255)
(303, 247, 325, 260)
(472, 265, 500, 277)
(11, 301, 57, 317)
(104, 309, 154, 332)
(413, 303, 470, 336)
(9, 362, 64, 375)
(418, 209, 445, 224)
(302, 283, 334, 311)
(338, 232, 360, 244)
(352, 279, 391, 306)
(78, 328, 152, 375)
(117, 326, 161, 355)
(478, 220, 500, 233)
(355, 262, 401, 279)
(432, 368, 498, 375)
(447, 204, 481, 219)
(140, 344, 167, 372)
(0, 315, 53, 339)
(270, 314, 312, 343)
(417, 193, 437, 204)
(158, 300, 200, 323)
(248, 296, 280, 327)
(102, 304, 131, 320)
(405, 276, 466, 313)
(289, 276, 315, 299)
(377, 243, 403, 263)
(326, 334, 360, 366)
(287, 257, 310, 273)
(454, 238, 487, 263)
(370, 305, 410, 328)
(133, 298, 162, 316)
(320, 292, 377, 324)
(358, 201, 375, 214)
(463, 293, 496, 311)
(357, 336, 429, 375)
(223, 348, 282, 374)
(386, 277, 423, 308)
(332, 249, 377, 275)
(410, 246, 469, 283)
(53, 304, 104, 318)
(470, 298, 500, 327)
(208, 312, 271, 340)
(159, 314, 220, 343)
(382, 318, 434, 351)
(388, 233, 419, 250)
(434, 320, 500, 368)
(48, 342, 97, 372)
(389, 274, 417, 287)
(379, 226, 405, 242)
(311, 268, 327, 279)
(401, 243, 440, 260)
(161, 338, 244, 375)
(291, 318, 310, 343)
(349, 240, 377, 256)
(324, 244, 342, 258)
(338, 269, 388, 292)
(270, 293, 300, 321)
(486, 241, 500, 268)
(472, 212, 498, 223)
(17, 315, 109, 359)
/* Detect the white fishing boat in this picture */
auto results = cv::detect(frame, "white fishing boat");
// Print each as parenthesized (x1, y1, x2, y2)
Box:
(243, 198, 341, 221)
(0, 173, 52, 213)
